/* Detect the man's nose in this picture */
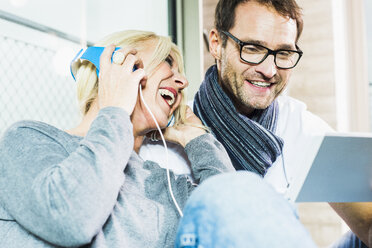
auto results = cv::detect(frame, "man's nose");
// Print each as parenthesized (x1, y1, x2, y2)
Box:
(254, 55, 277, 78)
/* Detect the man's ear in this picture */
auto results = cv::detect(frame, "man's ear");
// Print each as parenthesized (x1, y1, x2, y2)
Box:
(209, 28, 222, 60)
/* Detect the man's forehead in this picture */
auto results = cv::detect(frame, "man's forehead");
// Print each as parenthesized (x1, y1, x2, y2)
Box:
(231, 1, 298, 48)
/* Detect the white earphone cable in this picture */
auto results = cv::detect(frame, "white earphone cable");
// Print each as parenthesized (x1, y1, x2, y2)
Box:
(138, 85, 184, 217)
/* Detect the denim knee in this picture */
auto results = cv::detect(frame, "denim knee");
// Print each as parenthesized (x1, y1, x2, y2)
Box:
(175, 171, 316, 248)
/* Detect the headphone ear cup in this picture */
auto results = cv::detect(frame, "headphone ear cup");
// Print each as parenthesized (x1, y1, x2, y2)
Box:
(167, 114, 175, 127)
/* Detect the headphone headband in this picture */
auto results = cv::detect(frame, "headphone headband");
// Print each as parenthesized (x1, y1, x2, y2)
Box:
(70, 46, 121, 81)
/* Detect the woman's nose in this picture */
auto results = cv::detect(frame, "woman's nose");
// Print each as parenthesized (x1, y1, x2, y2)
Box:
(174, 73, 189, 90)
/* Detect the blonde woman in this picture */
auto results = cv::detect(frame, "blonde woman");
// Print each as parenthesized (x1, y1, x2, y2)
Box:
(0, 30, 234, 247)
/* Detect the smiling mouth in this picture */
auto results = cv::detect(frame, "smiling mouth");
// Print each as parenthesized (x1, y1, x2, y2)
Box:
(159, 88, 176, 107)
(248, 80, 272, 88)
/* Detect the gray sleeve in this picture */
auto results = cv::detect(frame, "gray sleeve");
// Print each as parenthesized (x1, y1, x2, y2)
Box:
(184, 133, 235, 184)
(0, 107, 132, 247)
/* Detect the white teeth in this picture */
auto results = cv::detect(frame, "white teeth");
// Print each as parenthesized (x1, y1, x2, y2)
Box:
(159, 89, 175, 106)
(250, 81, 271, 87)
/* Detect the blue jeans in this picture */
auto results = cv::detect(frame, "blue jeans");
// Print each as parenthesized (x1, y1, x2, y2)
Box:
(175, 172, 317, 248)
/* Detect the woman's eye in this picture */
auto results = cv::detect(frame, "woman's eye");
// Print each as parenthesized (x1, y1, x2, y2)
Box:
(165, 56, 173, 67)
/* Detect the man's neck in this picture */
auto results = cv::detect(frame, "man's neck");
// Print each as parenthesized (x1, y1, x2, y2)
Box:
(233, 100, 255, 117)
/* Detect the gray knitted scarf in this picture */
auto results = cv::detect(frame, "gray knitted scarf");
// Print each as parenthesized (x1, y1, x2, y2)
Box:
(194, 65, 283, 176)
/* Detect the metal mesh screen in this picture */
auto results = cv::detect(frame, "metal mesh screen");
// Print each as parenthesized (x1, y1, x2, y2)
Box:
(0, 35, 80, 135)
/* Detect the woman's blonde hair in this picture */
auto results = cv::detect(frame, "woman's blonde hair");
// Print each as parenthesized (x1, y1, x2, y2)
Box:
(75, 30, 187, 126)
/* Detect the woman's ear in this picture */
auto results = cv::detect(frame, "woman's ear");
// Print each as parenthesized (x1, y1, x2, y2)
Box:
(209, 29, 222, 60)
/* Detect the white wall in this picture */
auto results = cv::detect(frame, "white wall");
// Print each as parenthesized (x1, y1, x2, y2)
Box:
(366, 0, 372, 85)
(86, 0, 169, 42)
(0, 0, 169, 43)
(365, 0, 372, 130)
(0, 0, 82, 38)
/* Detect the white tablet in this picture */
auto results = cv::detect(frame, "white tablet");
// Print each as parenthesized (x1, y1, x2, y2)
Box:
(285, 133, 372, 202)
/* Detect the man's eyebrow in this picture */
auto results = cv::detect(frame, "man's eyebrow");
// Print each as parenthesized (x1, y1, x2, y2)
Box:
(243, 39, 296, 50)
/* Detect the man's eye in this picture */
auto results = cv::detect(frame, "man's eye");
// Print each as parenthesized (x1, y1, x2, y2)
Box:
(277, 51, 291, 58)
(165, 56, 173, 66)
(243, 45, 266, 54)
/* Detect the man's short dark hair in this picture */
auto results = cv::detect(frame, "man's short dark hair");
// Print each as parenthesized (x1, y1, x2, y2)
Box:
(215, 0, 303, 46)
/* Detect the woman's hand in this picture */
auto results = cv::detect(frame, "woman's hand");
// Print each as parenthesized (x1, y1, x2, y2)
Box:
(162, 106, 207, 147)
(98, 45, 146, 115)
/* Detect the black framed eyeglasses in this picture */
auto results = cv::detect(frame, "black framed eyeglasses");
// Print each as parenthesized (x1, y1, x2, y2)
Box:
(221, 31, 303, 69)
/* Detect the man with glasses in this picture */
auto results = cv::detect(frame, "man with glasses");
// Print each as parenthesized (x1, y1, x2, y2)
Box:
(192, 0, 371, 247)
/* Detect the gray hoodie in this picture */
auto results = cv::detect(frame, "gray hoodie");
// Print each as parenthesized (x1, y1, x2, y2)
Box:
(0, 107, 234, 248)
